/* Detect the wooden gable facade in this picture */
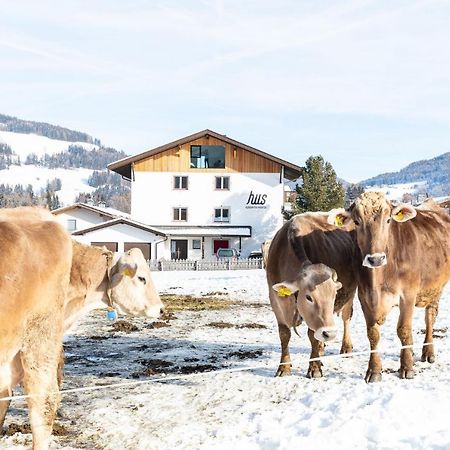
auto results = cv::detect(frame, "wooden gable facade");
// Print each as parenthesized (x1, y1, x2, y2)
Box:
(108, 130, 302, 180)
(133, 135, 281, 174)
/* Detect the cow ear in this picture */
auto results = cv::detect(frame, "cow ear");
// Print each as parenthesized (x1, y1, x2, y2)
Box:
(391, 204, 417, 222)
(335, 281, 343, 290)
(327, 208, 353, 228)
(272, 281, 298, 298)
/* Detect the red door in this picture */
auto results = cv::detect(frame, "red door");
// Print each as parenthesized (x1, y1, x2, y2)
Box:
(213, 239, 229, 254)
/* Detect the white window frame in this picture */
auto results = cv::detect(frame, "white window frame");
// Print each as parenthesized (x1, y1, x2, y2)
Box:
(67, 219, 77, 232)
(174, 175, 188, 190)
(173, 207, 188, 222)
(215, 176, 230, 190)
(214, 207, 230, 223)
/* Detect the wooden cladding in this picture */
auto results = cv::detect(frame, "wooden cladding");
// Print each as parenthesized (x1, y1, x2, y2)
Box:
(133, 136, 281, 174)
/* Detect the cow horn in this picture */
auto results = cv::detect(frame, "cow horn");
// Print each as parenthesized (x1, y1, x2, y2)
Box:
(331, 269, 338, 282)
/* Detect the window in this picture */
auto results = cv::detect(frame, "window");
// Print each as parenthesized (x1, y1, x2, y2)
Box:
(215, 176, 230, 190)
(67, 219, 77, 232)
(174, 176, 188, 190)
(192, 239, 201, 250)
(214, 207, 230, 222)
(190, 145, 225, 169)
(173, 207, 187, 221)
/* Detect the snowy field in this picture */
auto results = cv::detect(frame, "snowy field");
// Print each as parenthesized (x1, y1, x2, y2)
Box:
(2, 270, 450, 450)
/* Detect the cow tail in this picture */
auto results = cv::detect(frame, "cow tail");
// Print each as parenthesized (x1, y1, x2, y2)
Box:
(288, 221, 309, 265)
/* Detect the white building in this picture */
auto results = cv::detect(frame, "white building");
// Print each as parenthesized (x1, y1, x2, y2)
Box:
(108, 129, 301, 260)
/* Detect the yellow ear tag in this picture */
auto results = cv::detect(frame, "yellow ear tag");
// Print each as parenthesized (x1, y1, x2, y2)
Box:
(335, 215, 345, 227)
(277, 286, 293, 297)
(394, 211, 404, 221)
(123, 268, 134, 277)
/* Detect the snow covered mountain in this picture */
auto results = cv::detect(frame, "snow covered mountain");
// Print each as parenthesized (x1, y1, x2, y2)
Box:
(0, 115, 129, 210)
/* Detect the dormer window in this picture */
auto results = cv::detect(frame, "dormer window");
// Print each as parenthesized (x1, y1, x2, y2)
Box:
(190, 145, 225, 169)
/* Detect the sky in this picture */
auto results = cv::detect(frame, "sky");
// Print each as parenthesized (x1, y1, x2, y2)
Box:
(1, 0, 450, 182)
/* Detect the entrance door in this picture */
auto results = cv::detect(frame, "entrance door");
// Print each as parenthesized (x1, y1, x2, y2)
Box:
(171, 239, 188, 260)
(213, 239, 229, 255)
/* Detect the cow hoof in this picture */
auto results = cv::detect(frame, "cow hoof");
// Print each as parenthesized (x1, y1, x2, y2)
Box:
(421, 353, 435, 363)
(340, 345, 353, 355)
(365, 370, 382, 383)
(307, 366, 323, 379)
(399, 369, 415, 379)
(275, 367, 292, 377)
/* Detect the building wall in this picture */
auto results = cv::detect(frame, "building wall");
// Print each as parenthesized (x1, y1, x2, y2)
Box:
(132, 171, 284, 256)
(54, 209, 112, 232)
(73, 223, 164, 256)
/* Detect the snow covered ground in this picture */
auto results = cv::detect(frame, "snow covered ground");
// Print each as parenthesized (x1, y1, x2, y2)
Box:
(2, 270, 450, 450)
(0, 131, 97, 159)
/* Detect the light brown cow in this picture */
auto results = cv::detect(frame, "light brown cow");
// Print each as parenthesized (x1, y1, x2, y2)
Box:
(261, 239, 272, 269)
(266, 212, 360, 378)
(329, 192, 450, 382)
(0, 213, 73, 450)
(0, 209, 164, 443)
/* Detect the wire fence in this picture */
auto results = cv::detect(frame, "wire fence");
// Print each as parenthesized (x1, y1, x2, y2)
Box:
(148, 258, 263, 271)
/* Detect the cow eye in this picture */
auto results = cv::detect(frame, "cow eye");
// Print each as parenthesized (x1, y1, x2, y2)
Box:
(138, 276, 146, 285)
(305, 294, 313, 303)
(387, 218, 391, 223)
(354, 220, 360, 226)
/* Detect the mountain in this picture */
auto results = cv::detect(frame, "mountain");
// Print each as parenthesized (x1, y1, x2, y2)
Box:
(0, 114, 130, 211)
(361, 152, 450, 197)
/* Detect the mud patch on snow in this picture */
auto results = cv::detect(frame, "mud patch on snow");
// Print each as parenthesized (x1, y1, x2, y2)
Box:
(206, 321, 267, 329)
(4, 422, 69, 437)
(110, 320, 140, 333)
(160, 294, 238, 312)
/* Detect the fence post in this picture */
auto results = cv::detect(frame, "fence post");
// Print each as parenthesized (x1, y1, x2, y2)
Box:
(160, 260, 164, 271)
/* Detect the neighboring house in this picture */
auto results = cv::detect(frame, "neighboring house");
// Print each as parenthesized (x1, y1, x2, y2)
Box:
(52, 203, 164, 259)
(108, 129, 302, 260)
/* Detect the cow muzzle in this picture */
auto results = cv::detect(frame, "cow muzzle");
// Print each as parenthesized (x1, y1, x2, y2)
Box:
(314, 326, 337, 342)
(362, 252, 387, 269)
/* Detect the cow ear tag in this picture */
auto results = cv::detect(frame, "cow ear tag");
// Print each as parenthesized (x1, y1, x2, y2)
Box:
(393, 211, 404, 221)
(107, 307, 118, 321)
(335, 215, 345, 227)
(123, 267, 134, 277)
(277, 286, 293, 297)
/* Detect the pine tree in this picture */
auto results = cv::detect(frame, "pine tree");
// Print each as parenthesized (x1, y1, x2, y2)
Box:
(295, 156, 344, 213)
(345, 183, 365, 207)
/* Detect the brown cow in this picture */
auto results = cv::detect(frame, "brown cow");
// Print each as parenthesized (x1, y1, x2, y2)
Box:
(0, 213, 73, 450)
(267, 212, 360, 378)
(329, 192, 450, 382)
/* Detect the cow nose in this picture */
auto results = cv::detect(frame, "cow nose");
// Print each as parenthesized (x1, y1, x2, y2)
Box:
(368, 255, 385, 267)
(322, 330, 336, 340)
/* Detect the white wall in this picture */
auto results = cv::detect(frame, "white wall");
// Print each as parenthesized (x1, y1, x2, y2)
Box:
(132, 172, 283, 256)
(74, 223, 164, 255)
(54, 209, 111, 232)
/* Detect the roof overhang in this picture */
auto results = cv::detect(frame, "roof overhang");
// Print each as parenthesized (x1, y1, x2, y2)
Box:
(152, 225, 252, 237)
(72, 218, 166, 237)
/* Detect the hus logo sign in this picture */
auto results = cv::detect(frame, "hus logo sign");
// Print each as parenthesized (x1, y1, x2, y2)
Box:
(245, 191, 268, 209)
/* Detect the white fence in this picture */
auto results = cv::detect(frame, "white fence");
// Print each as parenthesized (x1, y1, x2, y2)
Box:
(148, 258, 263, 271)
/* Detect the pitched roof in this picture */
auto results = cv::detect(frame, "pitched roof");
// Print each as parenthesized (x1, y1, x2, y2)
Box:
(52, 202, 121, 218)
(71, 217, 166, 237)
(107, 129, 302, 180)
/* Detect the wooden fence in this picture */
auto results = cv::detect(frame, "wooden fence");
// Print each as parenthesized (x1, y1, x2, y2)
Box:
(148, 258, 263, 271)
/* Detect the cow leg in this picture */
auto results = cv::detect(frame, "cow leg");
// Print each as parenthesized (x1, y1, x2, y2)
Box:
(0, 384, 10, 429)
(340, 300, 353, 354)
(307, 328, 324, 378)
(275, 324, 292, 377)
(20, 321, 62, 450)
(365, 323, 382, 383)
(397, 301, 415, 379)
(422, 304, 439, 363)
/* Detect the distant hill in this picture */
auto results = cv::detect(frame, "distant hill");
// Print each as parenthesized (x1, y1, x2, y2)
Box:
(0, 115, 130, 211)
(0, 113, 97, 144)
(361, 152, 450, 197)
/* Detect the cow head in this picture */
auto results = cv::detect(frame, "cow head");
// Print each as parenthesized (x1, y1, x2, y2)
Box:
(328, 192, 417, 269)
(109, 248, 164, 318)
(272, 263, 342, 342)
